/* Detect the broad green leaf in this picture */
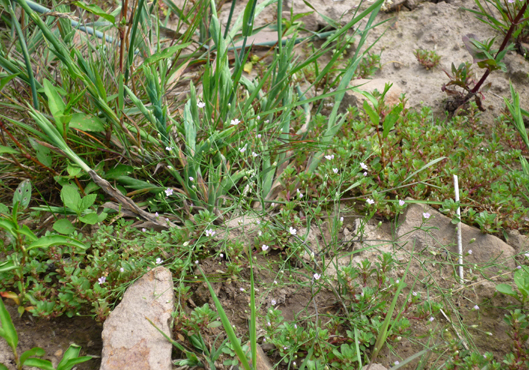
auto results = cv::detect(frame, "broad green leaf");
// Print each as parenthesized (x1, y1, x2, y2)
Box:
(18, 225, 38, 242)
(0, 219, 17, 237)
(67, 162, 82, 178)
(56, 344, 91, 370)
(105, 165, 133, 180)
(0, 73, 19, 92)
(97, 212, 108, 223)
(0, 260, 18, 273)
(0, 145, 17, 154)
(79, 194, 97, 213)
(27, 235, 87, 251)
(383, 104, 403, 138)
(69, 113, 105, 132)
(53, 218, 76, 235)
(73, 2, 115, 23)
(20, 347, 46, 365)
(61, 185, 82, 213)
(363, 100, 379, 126)
(514, 267, 529, 299)
(13, 179, 31, 210)
(143, 43, 191, 65)
(496, 283, 517, 298)
(29, 139, 52, 167)
(23, 358, 54, 370)
(79, 212, 99, 225)
(0, 298, 18, 352)
(0, 203, 8, 217)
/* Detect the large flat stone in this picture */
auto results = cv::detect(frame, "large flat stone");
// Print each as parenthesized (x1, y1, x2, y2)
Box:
(397, 203, 515, 274)
(100, 267, 174, 370)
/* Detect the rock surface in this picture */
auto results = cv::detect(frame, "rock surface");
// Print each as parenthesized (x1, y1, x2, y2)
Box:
(397, 203, 516, 275)
(100, 267, 174, 370)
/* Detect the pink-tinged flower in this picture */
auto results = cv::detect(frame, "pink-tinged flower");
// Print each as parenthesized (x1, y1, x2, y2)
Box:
(360, 162, 368, 170)
(155, 212, 159, 217)
(413, 291, 417, 296)
(289, 227, 297, 235)
(468, 250, 473, 255)
(366, 198, 375, 205)
(166, 146, 173, 151)
(205, 229, 216, 237)
(325, 154, 334, 160)
(189, 176, 194, 181)
(156, 257, 163, 264)
(333, 168, 338, 174)
(165, 188, 174, 197)
(142, 228, 147, 232)
(399, 200, 405, 206)
(314, 273, 321, 280)
(423, 212, 431, 219)
(230, 118, 240, 125)
(98, 276, 106, 284)
(197, 100, 205, 108)
(220, 253, 224, 258)
(473, 305, 479, 310)
(257, 134, 262, 138)
(363, 171, 368, 176)
(340, 216, 344, 222)
(252, 152, 258, 157)
(262, 245, 269, 251)
(271, 299, 277, 305)
(120, 267, 124, 273)
(429, 317, 434, 322)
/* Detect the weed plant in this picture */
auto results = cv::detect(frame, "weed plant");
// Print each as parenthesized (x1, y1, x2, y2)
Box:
(0, 0, 528, 368)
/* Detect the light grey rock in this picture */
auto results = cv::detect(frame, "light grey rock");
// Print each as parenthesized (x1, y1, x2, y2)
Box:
(100, 267, 174, 370)
(397, 203, 515, 274)
(362, 364, 388, 370)
(503, 52, 529, 84)
(506, 229, 529, 255)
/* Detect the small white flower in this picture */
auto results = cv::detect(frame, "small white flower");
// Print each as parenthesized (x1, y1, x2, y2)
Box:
(189, 176, 194, 181)
(274, 280, 278, 284)
(314, 273, 321, 280)
(120, 267, 124, 272)
(366, 198, 375, 205)
(262, 245, 269, 252)
(297, 189, 303, 198)
(360, 162, 368, 170)
(399, 200, 405, 206)
(363, 171, 368, 176)
(165, 188, 173, 197)
(265, 120, 269, 123)
(413, 291, 418, 296)
(324, 154, 335, 160)
(98, 276, 106, 284)
(156, 258, 163, 264)
(155, 212, 159, 217)
(239, 146, 247, 153)
(468, 250, 473, 255)
(220, 253, 224, 258)
(429, 317, 434, 322)
(517, 266, 522, 269)
(340, 216, 344, 222)
(294, 324, 297, 329)
(271, 203, 275, 207)
(257, 134, 262, 138)
(332, 168, 338, 174)
(240, 287, 245, 292)
(289, 227, 297, 235)
(473, 305, 480, 310)
(205, 229, 216, 237)
(394, 361, 400, 366)
(525, 253, 529, 258)
(252, 152, 258, 157)
(230, 118, 240, 125)
(271, 299, 277, 305)
(195, 260, 199, 264)
(267, 322, 271, 326)
(166, 146, 173, 151)
(423, 212, 431, 219)
(197, 100, 205, 108)
(257, 115, 260, 120)
(142, 228, 146, 232)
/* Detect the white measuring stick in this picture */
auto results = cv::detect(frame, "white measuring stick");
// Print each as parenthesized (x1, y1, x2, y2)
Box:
(454, 175, 463, 283)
